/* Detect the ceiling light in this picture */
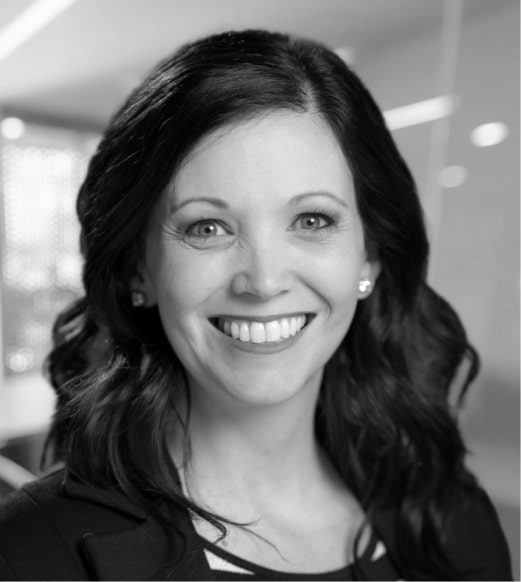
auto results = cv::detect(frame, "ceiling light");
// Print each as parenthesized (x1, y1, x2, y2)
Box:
(439, 165, 468, 188)
(470, 122, 509, 147)
(384, 96, 455, 131)
(1, 117, 26, 139)
(0, 0, 78, 63)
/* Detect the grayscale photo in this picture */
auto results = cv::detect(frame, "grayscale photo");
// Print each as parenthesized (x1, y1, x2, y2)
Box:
(0, 1, 518, 580)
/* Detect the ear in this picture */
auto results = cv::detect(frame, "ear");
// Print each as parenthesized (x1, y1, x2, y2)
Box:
(357, 257, 380, 300)
(129, 261, 158, 307)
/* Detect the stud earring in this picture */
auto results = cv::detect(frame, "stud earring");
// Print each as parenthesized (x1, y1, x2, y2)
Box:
(358, 279, 372, 295)
(131, 290, 146, 307)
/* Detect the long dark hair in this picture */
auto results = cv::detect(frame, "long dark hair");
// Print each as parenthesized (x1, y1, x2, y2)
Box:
(45, 29, 479, 579)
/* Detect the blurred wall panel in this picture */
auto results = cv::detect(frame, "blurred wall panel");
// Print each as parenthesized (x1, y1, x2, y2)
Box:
(357, 1, 519, 577)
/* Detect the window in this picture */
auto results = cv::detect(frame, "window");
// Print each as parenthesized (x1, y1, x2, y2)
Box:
(0, 120, 99, 377)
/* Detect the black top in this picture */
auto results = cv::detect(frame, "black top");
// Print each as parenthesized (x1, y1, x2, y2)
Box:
(198, 526, 398, 581)
(0, 469, 513, 580)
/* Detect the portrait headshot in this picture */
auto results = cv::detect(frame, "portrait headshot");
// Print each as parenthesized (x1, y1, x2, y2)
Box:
(0, 1, 518, 580)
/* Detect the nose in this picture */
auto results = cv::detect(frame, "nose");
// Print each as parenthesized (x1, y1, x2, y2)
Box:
(231, 237, 293, 300)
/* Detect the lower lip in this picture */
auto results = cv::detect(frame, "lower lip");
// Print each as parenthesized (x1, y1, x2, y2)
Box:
(209, 321, 309, 354)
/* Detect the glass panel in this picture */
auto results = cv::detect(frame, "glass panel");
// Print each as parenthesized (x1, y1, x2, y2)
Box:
(1, 123, 98, 376)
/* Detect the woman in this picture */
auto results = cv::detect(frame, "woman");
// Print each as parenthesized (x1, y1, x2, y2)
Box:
(0, 30, 512, 580)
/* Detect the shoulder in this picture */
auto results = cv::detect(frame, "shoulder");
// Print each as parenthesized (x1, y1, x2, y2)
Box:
(0, 469, 145, 580)
(0, 470, 81, 579)
(0, 469, 68, 542)
(372, 487, 513, 581)
(442, 487, 513, 580)
(0, 467, 140, 532)
(0, 469, 210, 581)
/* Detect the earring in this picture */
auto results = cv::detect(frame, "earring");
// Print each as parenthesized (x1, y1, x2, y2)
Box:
(358, 278, 372, 295)
(131, 290, 146, 307)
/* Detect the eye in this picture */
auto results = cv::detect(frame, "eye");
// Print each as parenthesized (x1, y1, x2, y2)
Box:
(186, 220, 229, 238)
(295, 213, 333, 231)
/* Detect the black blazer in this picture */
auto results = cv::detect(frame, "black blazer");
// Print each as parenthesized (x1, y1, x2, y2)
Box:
(0, 469, 512, 580)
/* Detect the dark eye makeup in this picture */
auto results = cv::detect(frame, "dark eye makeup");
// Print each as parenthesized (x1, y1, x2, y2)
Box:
(173, 208, 341, 248)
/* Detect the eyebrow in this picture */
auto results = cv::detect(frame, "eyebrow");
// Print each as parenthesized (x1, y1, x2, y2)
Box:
(169, 191, 349, 214)
(169, 197, 229, 214)
(289, 191, 349, 209)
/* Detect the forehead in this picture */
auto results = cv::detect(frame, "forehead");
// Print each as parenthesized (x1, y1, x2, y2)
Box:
(170, 111, 354, 204)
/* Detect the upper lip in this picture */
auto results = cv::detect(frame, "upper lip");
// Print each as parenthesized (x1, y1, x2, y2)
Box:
(211, 312, 313, 323)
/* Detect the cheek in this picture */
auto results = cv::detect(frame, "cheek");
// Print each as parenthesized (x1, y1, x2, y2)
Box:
(308, 245, 364, 307)
(153, 250, 228, 320)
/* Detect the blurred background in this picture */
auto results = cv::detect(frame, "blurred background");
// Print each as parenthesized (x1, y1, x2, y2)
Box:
(0, 0, 518, 576)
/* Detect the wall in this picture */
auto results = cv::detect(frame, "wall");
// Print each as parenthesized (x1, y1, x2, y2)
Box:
(357, 1, 520, 577)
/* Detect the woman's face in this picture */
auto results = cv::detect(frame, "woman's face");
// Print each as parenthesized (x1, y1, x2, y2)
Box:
(138, 111, 376, 406)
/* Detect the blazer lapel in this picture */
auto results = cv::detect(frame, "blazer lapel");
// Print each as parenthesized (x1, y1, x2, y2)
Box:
(82, 519, 211, 581)
(62, 471, 212, 580)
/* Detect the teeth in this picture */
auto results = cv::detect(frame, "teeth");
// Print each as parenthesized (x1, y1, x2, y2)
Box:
(250, 322, 266, 343)
(239, 322, 250, 342)
(224, 320, 231, 336)
(265, 320, 280, 342)
(217, 315, 309, 344)
(280, 318, 290, 339)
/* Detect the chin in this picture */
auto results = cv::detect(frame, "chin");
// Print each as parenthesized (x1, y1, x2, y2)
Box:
(193, 365, 324, 409)
(225, 383, 305, 406)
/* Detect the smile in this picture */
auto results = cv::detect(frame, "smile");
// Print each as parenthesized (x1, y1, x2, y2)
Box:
(211, 314, 313, 344)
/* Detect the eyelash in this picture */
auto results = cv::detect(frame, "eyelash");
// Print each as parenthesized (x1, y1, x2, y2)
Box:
(184, 218, 230, 238)
(180, 208, 338, 244)
(294, 209, 336, 232)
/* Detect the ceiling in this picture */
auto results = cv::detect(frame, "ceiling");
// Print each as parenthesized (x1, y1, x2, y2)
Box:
(0, 0, 495, 128)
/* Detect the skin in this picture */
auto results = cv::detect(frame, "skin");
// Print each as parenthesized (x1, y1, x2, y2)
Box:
(135, 111, 379, 571)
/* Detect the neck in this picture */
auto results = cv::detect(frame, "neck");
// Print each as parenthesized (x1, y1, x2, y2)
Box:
(170, 373, 328, 516)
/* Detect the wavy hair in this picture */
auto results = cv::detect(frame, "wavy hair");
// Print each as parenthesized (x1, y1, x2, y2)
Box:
(45, 29, 479, 579)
